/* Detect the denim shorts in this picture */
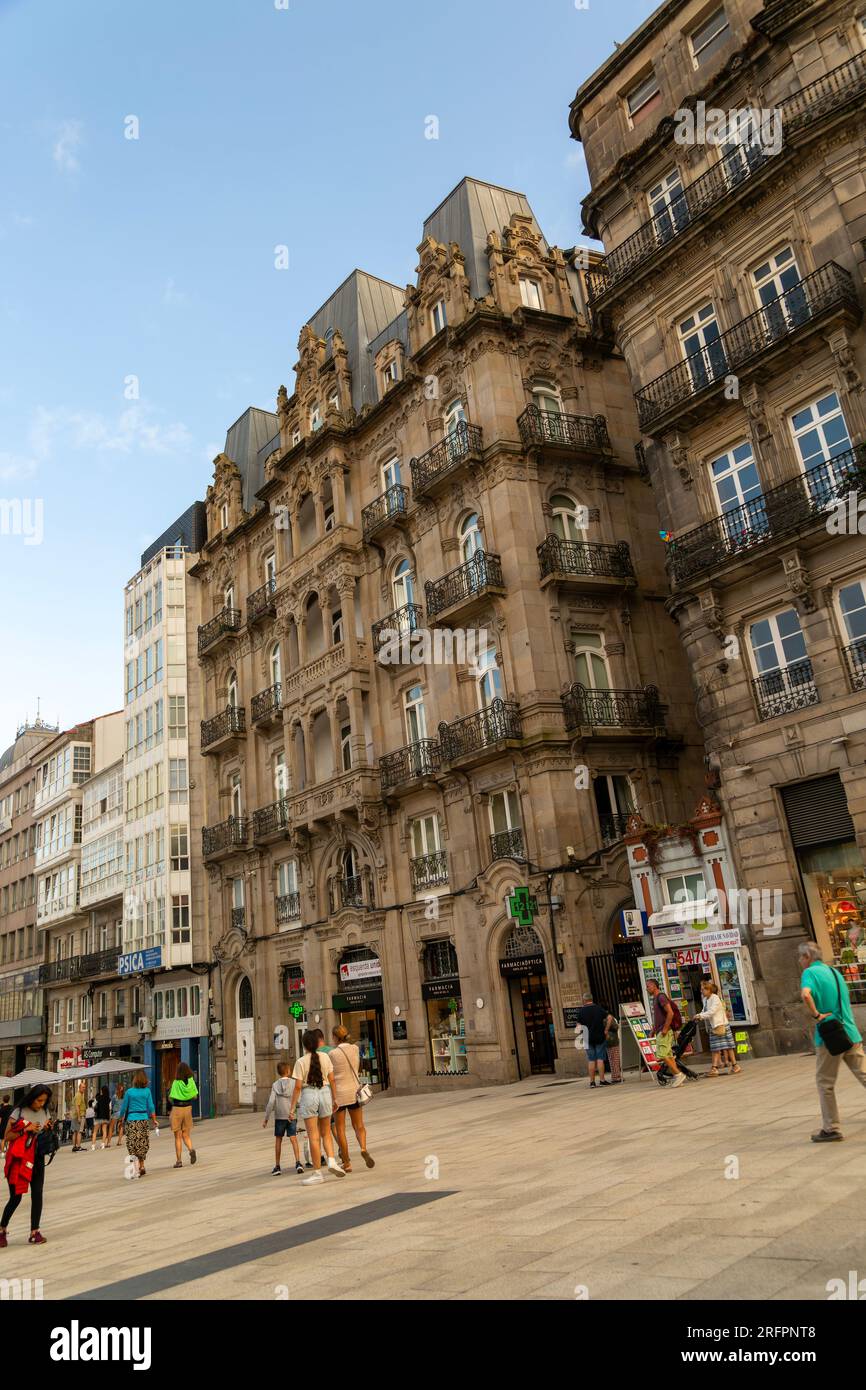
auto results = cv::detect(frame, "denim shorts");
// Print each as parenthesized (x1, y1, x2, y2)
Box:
(274, 1117, 297, 1138)
(586, 1042, 608, 1062)
(297, 1086, 332, 1120)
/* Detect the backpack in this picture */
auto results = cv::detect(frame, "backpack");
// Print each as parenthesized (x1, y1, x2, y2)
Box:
(668, 998, 683, 1030)
(36, 1125, 60, 1166)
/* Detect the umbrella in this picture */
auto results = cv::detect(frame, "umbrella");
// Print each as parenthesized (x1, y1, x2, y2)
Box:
(0, 1069, 64, 1088)
(82, 1060, 151, 1076)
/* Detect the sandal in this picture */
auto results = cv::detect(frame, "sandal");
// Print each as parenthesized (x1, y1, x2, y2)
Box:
(731, 1064, 742, 1074)
(709, 1067, 720, 1076)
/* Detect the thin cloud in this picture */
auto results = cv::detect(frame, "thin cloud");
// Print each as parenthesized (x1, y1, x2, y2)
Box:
(52, 120, 83, 174)
(31, 403, 195, 459)
(0, 451, 38, 482)
(162, 278, 188, 306)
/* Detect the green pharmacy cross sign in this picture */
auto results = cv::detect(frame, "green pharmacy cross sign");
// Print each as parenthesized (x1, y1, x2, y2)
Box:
(289, 1002, 305, 1020)
(507, 886, 538, 927)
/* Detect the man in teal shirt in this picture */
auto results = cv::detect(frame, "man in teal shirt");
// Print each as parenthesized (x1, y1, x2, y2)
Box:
(799, 941, 866, 1141)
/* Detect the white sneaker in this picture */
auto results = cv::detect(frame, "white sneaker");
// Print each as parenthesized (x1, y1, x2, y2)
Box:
(671, 1072, 686, 1087)
(100, 1143, 106, 1150)
(327, 1157, 346, 1177)
(301, 1172, 324, 1185)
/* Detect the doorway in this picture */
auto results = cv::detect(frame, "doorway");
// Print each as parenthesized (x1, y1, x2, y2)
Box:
(236, 975, 257, 1105)
(338, 1008, 389, 1091)
(507, 972, 556, 1076)
(159, 1046, 180, 1111)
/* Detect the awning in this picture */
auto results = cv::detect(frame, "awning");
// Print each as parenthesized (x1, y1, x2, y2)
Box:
(648, 898, 721, 929)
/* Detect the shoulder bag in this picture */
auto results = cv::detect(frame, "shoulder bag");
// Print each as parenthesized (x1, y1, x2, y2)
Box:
(338, 1044, 373, 1106)
(817, 967, 855, 1056)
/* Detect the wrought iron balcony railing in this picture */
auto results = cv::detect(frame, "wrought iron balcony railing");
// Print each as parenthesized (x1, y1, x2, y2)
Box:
(410, 851, 449, 891)
(587, 52, 866, 302)
(251, 682, 282, 725)
(410, 421, 483, 496)
(362, 484, 409, 541)
(753, 658, 819, 720)
(339, 875, 365, 909)
(665, 445, 866, 585)
(231, 907, 246, 932)
(276, 891, 301, 925)
(247, 576, 277, 625)
(198, 606, 242, 656)
(490, 828, 525, 862)
(599, 813, 632, 846)
(439, 699, 522, 763)
(252, 797, 291, 840)
(636, 264, 859, 431)
(201, 705, 245, 750)
(843, 639, 866, 692)
(202, 816, 248, 858)
(38, 947, 121, 985)
(518, 405, 610, 453)
(371, 603, 423, 650)
(425, 551, 504, 619)
(538, 535, 635, 583)
(380, 739, 441, 792)
(563, 684, 666, 732)
(113, 1015, 126, 1029)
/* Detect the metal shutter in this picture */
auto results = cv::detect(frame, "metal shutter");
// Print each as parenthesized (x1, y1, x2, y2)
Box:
(781, 774, 855, 849)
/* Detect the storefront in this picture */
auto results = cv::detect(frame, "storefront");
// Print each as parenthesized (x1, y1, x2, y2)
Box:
(641, 901, 758, 1049)
(782, 775, 866, 1003)
(281, 963, 307, 1059)
(499, 925, 556, 1077)
(421, 942, 466, 1075)
(332, 948, 388, 1090)
(143, 973, 211, 1117)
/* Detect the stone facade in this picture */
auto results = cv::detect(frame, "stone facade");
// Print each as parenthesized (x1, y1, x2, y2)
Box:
(191, 178, 706, 1108)
(571, 0, 866, 1049)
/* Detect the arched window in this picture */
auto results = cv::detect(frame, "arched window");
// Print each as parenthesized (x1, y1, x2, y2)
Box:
(444, 399, 467, 435)
(476, 649, 503, 708)
(270, 643, 282, 689)
(238, 976, 254, 1018)
(342, 846, 357, 879)
(550, 493, 586, 542)
(227, 669, 238, 708)
(393, 558, 415, 611)
(533, 379, 563, 417)
(264, 552, 276, 587)
(460, 513, 482, 564)
(573, 632, 609, 690)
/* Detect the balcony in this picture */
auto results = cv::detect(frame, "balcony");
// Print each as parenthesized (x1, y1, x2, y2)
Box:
(518, 406, 610, 457)
(599, 813, 632, 847)
(425, 551, 505, 623)
(410, 851, 449, 892)
(282, 640, 370, 702)
(490, 828, 525, 862)
(588, 53, 866, 306)
(753, 658, 819, 721)
(201, 705, 246, 753)
(198, 607, 242, 657)
(336, 875, 365, 910)
(252, 797, 291, 844)
(537, 536, 635, 589)
(38, 947, 121, 985)
(439, 699, 522, 765)
(843, 640, 866, 692)
(563, 684, 667, 735)
(666, 445, 866, 586)
(362, 484, 409, 542)
(380, 739, 441, 794)
(251, 682, 282, 731)
(276, 892, 301, 927)
(202, 816, 249, 860)
(372, 604, 424, 666)
(636, 264, 861, 434)
(410, 422, 483, 498)
(247, 577, 277, 626)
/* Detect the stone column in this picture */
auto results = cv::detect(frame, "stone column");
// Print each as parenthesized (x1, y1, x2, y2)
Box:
(346, 686, 366, 767)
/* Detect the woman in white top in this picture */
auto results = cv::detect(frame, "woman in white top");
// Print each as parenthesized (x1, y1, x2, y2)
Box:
(289, 1030, 345, 1185)
(330, 1026, 374, 1173)
(695, 979, 741, 1076)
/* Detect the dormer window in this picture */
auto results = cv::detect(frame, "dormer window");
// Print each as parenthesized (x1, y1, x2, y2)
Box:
(519, 277, 543, 311)
(220, 502, 229, 531)
(382, 360, 399, 391)
(328, 391, 340, 413)
(431, 299, 447, 335)
(310, 404, 322, 432)
(625, 69, 660, 126)
(292, 428, 301, 447)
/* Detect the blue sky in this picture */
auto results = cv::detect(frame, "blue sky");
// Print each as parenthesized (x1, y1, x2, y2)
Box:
(0, 0, 654, 744)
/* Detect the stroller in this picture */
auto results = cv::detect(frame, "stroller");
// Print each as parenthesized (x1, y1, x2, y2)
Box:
(655, 1017, 702, 1084)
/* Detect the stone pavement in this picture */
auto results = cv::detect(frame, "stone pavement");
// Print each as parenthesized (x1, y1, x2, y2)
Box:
(6, 1054, 866, 1301)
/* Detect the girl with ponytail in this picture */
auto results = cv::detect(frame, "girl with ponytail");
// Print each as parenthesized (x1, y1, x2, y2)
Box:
(290, 1030, 345, 1184)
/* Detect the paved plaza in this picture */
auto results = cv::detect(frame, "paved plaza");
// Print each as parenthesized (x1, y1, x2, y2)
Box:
(9, 1054, 866, 1302)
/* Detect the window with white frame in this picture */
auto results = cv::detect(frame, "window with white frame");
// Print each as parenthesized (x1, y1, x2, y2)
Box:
(274, 751, 289, 799)
(431, 299, 447, 334)
(310, 403, 322, 432)
(519, 276, 543, 310)
(689, 6, 730, 67)
(277, 859, 298, 898)
(410, 814, 440, 859)
(838, 578, 866, 645)
(550, 493, 586, 542)
(170, 825, 189, 871)
(227, 669, 239, 709)
(331, 606, 343, 646)
(264, 551, 276, 586)
(444, 398, 466, 437)
(404, 684, 427, 744)
(476, 649, 503, 708)
(532, 379, 562, 417)
(66, 997, 74, 1031)
(220, 502, 229, 530)
(709, 442, 766, 541)
(230, 775, 243, 818)
(789, 392, 853, 476)
(270, 642, 282, 689)
(382, 456, 401, 491)
(489, 789, 521, 836)
(292, 427, 301, 447)
(625, 69, 660, 124)
(168, 695, 186, 739)
(382, 359, 399, 391)
(172, 894, 191, 945)
(664, 871, 706, 904)
(752, 246, 807, 336)
(678, 302, 727, 387)
(593, 774, 635, 837)
(52, 998, 61, 1034)
(460, 512, 482, 564)
(648, 168, 688, 242)
(573, 632, 609, 689)
(392, 558, 416, 612)
(749, 608, 809, 676)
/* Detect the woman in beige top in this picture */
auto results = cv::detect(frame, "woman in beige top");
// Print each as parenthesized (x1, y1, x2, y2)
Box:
(330, 1026, 374, 1173)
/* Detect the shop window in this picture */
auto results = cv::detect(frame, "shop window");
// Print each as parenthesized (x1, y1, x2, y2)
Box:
(423, 942, 466, 1075)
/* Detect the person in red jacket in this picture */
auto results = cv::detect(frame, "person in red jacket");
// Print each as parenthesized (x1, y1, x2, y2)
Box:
(0, 1084, 52, 1246)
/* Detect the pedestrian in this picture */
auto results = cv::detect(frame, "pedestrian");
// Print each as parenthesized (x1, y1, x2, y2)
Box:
(646, 978, 685, 1087)
(574, 993, 615, 1088)
(799, 942, 866, 1142)
(695, 979, 741, 1076)
(289, 1030, 345, 1185)
(168, 1063, 199, 1169)
(71, 1080, 86, 1152)
(0, 1096, 12, 1141)
(263, 1062, 303, 1175)
(118, 1070, 157, 1177)
(330, 1026, 374, 1172)
(0, 1084, 53, 1246)
(84, 1095, 96, 1142)
(91, 1086, 111, 1149)
(602, 1006, 622, 1083)
(108, 1084, 125, 1146)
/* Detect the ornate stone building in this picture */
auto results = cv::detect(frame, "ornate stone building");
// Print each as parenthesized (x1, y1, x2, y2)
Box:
(191, 178, 705, 1106)
(571, 0, 866, 1049)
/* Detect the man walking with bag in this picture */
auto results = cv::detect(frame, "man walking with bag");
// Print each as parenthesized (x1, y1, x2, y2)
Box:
(799, 941, 866, 1142)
